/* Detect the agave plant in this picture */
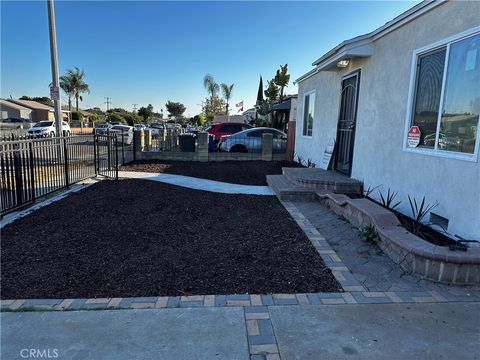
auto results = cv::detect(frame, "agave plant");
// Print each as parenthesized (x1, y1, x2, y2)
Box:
(378, 188, 401, 210)
(408, 195, 439, 235)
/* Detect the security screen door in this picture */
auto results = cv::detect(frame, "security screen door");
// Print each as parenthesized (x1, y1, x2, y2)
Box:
(335, 71, 360, 176)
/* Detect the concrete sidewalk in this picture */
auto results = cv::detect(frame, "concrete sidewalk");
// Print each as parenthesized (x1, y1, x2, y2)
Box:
(1, 307, 249, 360)
(2, 303, 479, 360)
(117, 171, 275, 195)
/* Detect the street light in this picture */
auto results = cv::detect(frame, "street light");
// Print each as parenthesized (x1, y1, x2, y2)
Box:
(47, 0, 63, 142)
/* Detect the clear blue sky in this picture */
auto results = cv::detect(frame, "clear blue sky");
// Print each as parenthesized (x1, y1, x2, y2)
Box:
(1, 1, 418, 116)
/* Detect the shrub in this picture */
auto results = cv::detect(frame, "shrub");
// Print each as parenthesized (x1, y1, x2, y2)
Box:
(90, 113, 102, 122)
(71, 111, 84, 121)
(359, 224, 380, 243)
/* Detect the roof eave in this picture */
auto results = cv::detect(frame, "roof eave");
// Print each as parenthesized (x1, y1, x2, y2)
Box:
(311, 0, 444, 68)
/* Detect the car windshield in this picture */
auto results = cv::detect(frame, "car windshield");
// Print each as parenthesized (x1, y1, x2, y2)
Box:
(33, 121, 53, 127)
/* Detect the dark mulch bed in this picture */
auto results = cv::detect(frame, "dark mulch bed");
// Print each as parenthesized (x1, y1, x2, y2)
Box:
(120, 160, 303, 185)
(1, 179, 340, 299)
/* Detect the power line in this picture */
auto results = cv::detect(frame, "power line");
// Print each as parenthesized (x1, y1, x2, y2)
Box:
(104, 97, 112, 111)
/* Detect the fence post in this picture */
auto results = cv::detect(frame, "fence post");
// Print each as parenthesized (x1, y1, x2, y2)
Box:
(261, 133, 273, 161)
(28, 141, 35, 201)
(134, 130, 145, 160)
(286, 120, 296, 161)
(12, 143, 23, 206)
(93, 135, 98, 175)
(144, 129, 152, 152)
(115, 137, 119, 180)
(196, 132, 209, 162)
(63, 137, 69, 187)
(121, 129, 125, 164)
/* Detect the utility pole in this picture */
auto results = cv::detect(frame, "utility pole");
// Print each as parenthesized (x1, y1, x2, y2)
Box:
(47, 0, 62, 141)
(132, 104, 138, 112)
(104, 97, 112, 111)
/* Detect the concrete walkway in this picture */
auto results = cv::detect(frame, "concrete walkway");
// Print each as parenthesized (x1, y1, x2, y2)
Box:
(117, 171, 275, 195)
(2, 303, 479, 360)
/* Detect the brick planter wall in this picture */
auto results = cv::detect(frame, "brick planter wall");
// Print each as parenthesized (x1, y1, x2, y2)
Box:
(316, 191, 480, 285)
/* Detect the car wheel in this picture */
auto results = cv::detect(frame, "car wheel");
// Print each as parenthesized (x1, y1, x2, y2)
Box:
(230, 144, 248, 153)
(50, 132, 55, 137)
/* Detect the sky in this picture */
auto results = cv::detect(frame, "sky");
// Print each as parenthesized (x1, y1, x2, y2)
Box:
(1, 0, 418, 116)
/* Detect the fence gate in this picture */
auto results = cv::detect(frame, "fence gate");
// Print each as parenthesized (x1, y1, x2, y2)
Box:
(94, 134, 118, 179)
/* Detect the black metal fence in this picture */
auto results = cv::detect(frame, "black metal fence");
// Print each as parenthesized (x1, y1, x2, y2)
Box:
(0, 134, 131, 216)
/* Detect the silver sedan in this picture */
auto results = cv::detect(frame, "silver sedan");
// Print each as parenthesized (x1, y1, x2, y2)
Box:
(218, 127, 287, 153)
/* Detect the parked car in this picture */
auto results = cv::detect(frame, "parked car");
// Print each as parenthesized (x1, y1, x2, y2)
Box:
(149, 123, 164, 134)
(0, 117, 32, 130)
(110, 125, 134, 144)
(218, 127, 287, 153)
(27, 121, 71, 137)
(206, 122, 252, 141)
(134, 124, 148, 131)
(94, 123, 113, 135)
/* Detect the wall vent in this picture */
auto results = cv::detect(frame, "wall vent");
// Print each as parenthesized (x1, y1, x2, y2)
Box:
(430, 212, 449, 230)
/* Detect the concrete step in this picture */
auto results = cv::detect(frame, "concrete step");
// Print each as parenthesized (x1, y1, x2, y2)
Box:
(282, 167, 362, 194)
(266, 175, 317, 201)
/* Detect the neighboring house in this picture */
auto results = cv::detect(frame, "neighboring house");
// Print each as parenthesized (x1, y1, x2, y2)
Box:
(270, 95, 298, 124)
(0, 99, 32, 120)
(294, 0, 480, 240)
(6, 99, 70, 122)
(243, 108, 256, 123)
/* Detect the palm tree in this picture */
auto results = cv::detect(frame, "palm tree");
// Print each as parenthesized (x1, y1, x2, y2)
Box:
(274, 64, 290, 103)
(59, 74, 75, 112)
(63, 67, 90, 112)
(221, 83, 234, 115)
(203, 74, 219, 109)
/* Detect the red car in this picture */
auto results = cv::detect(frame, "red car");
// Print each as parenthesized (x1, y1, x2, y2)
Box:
(206, 122, 252, 141)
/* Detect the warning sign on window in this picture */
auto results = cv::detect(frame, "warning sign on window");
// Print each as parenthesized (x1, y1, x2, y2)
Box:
(407, 126, 421, 148)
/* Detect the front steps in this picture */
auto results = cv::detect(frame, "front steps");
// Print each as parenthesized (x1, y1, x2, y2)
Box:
(267, 167, 362, 201)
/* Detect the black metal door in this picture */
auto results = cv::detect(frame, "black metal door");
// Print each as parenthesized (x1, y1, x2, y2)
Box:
(335, 71, 360, 176)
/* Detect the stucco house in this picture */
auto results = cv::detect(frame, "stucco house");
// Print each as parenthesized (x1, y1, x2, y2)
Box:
(0, 99, 33, 120)
(294, 0, 479, 240)
(6, 99, 70, 122)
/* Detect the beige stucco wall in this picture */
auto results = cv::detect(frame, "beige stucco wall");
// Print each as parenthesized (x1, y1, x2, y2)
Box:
(295, 1, 480, 239)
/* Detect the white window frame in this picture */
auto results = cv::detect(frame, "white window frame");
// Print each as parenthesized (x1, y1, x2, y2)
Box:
(301, 90, 316, 138)
(403, 26, 480, 162)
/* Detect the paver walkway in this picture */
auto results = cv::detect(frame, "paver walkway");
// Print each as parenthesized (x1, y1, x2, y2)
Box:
(117, 171, 275, 195)
(292, 201, 480, 294)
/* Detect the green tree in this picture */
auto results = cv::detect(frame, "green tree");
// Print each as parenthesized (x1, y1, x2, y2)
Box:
(204, 96, 226, 121)
(220, 83, 234, 115)
(165, 101, 186, 119)
(193, 114, 206, 126)
(138, 104, 154, 123)
(123, 113, 142, 126)
(264, 80, 279, 102)
(108, 113, 125, 124)
(20, 96, 53, 107)
(274, 64, 290, 103)
(59, 74, 75, 112)
(62, 67, 90, 112)
(203, 74, 219, 111)
(71, 111, 84, 121)
(90, 113, 102, 122)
